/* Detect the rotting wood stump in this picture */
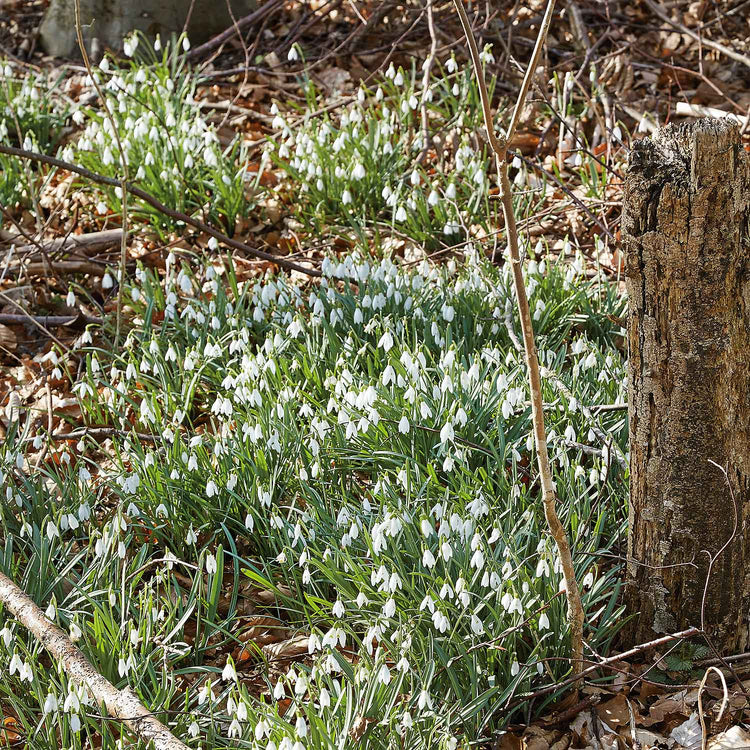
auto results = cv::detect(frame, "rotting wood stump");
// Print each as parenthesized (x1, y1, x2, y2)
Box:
(623, 118, 750, 652)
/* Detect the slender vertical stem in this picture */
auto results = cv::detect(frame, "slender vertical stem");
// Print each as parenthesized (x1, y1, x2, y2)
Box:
(451, 0, 584, 676)
(73, 0, 129, 345)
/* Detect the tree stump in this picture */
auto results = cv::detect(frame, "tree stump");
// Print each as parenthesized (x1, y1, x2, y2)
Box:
(623, 118, 750, 652)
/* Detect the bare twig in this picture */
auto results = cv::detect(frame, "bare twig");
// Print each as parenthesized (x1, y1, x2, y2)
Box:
(74, 0, 129, 343)
(504, 627, 701, 712)
(6, 228, 123, 258)
(452, 0, 584, 678)
(417, 0, 438, 164)
(185, 0, 286, 60)
(0, 144, 322, 278)
(698, 666, 728, 750)
(643, 0, 750, 72)
(0, 570, 189, 750)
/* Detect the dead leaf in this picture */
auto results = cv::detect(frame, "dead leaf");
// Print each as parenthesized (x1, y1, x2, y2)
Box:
(316, 66, 351, 94)
(262, 635, 309, 663)
(670, 713, 701, 749)
(0, 324, 17, 351)
(708, 726, 750, 750)
(598, 694, 640, 729)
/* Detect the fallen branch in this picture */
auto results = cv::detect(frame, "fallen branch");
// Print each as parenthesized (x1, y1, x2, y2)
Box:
(0, 144, 321, 278)
(6, 228, 123, 258)
(0, 312, 100, 328)
(675, 102, 749, 127)
(0, 570, 189, 750)
(4, 260, 110, 277)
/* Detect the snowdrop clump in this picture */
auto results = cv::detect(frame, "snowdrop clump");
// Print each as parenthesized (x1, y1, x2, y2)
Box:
(0, 243, 628, 748)
(66, 34, 254, 235)
(268, 56, 515, 250)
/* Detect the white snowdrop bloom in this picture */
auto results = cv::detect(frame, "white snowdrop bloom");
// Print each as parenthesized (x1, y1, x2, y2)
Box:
(295, 715, 308, 737)
(446, 56, 458, 73)
(583, 570, 595, 588)
(222, 658, 237, 681)
(441, 303, 455, 322)
(470, 614, 485, 635)
(452, 82, 460, 95)
(0, 626, 11, 648)
(395, 205, 407, 222)
(69, 622, 82, 641)
(332, 599, 345, 618)
(352, 162, 366, 180)
(378, 663, 392, 685)
(182, 35, 191, 51)
(384, 598, 396, 618)
(43, 693, 58, 714)
(440, 421, 454, 444)
(445, 182, 457, 199)
(613, 125, 623, 141)
(422, 548, 436, 568)
(205, 553, 217, 575)
(378, 330, 394, 352)
(511, 660, 520, 676)
(342, 189, 352, 205)
(123, 35, 138, 57)
(398, 415, 410, 434)
(410, 169, 420, 186)
(356, 592, 369, 607)
(393, 70, 404, 86)
(538, 612, 550, 630)
(46, 521, 59, 541)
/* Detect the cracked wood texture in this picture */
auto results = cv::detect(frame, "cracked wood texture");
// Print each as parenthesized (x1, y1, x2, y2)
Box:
(623, 118, 750, 651)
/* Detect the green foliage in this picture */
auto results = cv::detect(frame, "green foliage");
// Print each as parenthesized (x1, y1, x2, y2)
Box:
(0, 247, 628, 748)
(67, 34, 257, 238)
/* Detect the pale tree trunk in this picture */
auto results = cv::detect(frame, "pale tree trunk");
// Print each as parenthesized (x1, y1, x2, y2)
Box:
(623, 118, 750, 651)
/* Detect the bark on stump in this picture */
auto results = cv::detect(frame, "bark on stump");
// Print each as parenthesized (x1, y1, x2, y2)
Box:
(623, 118, 750, 651)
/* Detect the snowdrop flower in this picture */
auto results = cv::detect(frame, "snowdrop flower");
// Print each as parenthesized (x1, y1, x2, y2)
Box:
(205, 553, 217, 574)
(393, 70, 404, 86)
(398, 415, 410, 434)
(222, 658, 237, 681)
(352, 162, 366, 180)
(332, 599, 345, 618)
(378, 663, 391, 685)
(43, 693, 58, 714)
(510, 660, 520, 676)
(446, 57, 457, 73)
(342, 189, 352, 205)
(538, 612, 550, 630)
(470, 614, 484, 635)
(395, 205, 407, 222)
(417, 689, 433, 711)
(378, 330, 394, 352)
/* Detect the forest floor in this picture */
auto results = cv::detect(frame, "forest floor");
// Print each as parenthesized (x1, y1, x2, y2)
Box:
(0, 1, 749, 748)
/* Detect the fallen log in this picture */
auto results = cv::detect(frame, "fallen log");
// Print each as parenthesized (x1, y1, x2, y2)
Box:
(0, 570, 189, 750)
